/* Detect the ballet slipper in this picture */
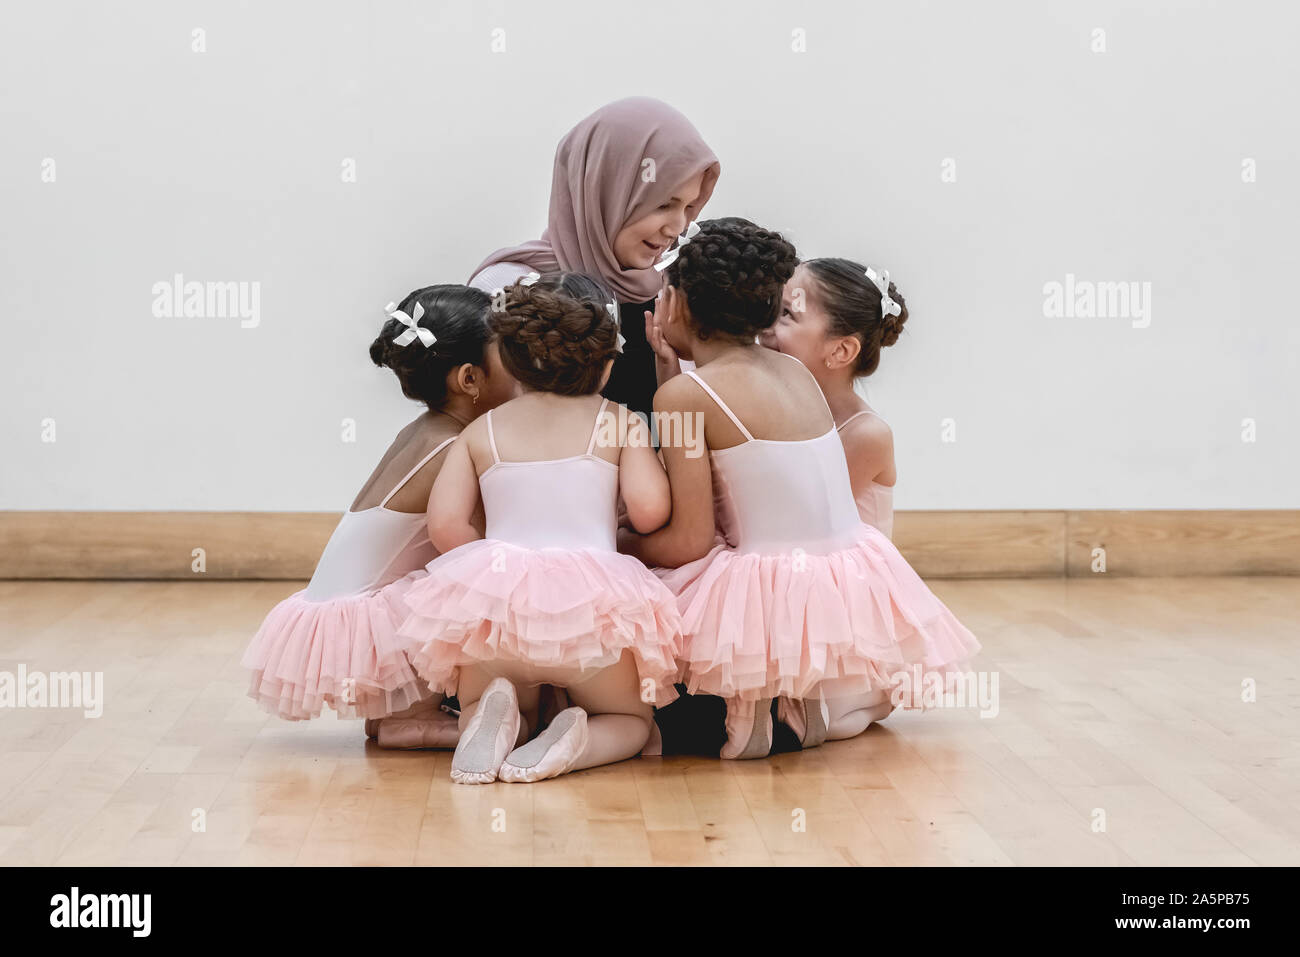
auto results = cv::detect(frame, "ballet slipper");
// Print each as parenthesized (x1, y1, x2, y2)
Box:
(866, 697, 897, 725)
(366, 693, 443, 738)
(720, 698, 773, 760)
(776, 696, 828, 749)
(375, 713, 462, 750)
(450, 678, 520, 785)
(498, 707, 589, 783)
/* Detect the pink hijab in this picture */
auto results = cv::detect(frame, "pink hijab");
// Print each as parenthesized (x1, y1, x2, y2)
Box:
(471, 97, 721, 303)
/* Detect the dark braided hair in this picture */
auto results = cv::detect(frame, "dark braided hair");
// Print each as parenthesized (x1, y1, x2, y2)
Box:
(369, 284, 493, 409)
(801, 258, 909, 376)
(488, 272, 620, 395)
(664, 216, 798, 341)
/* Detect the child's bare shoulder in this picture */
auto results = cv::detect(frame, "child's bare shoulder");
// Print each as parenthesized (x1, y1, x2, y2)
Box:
(653, 372, 713, 413)
(840, 410, 893, 457)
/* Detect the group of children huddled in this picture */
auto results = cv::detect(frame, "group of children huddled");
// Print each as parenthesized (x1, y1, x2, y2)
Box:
(243, 217, 980, 784)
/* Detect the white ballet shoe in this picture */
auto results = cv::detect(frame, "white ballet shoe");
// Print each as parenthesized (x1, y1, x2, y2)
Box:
(375, 713, 462, 750)
(864, 697, 897, 725)
(720, 698, 773, 760)
(450, 678, 520, 785)
(498, 707, 589, 783)
(776, 695, 829, 749)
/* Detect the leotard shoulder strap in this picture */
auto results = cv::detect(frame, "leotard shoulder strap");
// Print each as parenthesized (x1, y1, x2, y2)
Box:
(484, 410, 501, 464)
(837, 410, 878, 432)
(683, 370, 755, 442)
(773, 350, 836, 426)
(379, 435, 458, 508)
(586, 398, 611, 456)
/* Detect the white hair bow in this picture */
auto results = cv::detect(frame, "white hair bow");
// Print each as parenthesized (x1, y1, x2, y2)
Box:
(865, 267, 902, 320)
(607, 301, 626, 353)
(386, 301, 436, 348)
(653, 220, 701, 272)
(519, 271, 541, 286)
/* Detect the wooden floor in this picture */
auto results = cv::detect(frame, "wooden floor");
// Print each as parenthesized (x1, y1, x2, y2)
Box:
(1, 577, 1298, 866)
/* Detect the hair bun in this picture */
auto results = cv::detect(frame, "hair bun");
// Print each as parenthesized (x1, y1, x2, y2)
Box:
(665, 217, 798, 341)
(489, 273, 619, 395)
(879, 283, 908, 348)
(369, 285, 492, 408)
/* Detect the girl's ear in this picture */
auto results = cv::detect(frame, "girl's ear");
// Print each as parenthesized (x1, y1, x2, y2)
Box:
(449, 362, 484, 402)
(827, 334, 862, 371)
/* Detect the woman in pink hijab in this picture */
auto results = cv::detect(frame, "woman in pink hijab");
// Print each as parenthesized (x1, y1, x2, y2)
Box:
(470, 96, 721, 417)
(374, 98, 720, 753)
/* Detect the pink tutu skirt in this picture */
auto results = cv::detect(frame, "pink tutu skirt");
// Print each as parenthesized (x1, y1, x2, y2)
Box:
(657, 523, 980, 702)
(242, 571, 431, 721)
(398, 541, 682, 707)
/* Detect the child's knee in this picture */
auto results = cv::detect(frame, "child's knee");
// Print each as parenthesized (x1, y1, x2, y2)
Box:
(625, 711, 654, 747)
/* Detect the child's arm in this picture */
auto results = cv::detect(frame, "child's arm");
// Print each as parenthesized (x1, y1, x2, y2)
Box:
(426, 433, 484, 553)
(840, 414, 895, 495)
(617, 409, 670, 533)
(618, 375, 717, 568)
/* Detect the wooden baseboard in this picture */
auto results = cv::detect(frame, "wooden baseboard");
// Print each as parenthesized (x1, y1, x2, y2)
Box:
(0, 511, 338, 581)
(1, 510, 1298, 580)
(1065, 510, 1300, 577)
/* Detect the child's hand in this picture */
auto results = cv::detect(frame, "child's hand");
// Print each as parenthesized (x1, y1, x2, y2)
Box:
(646, 291, 681, 383)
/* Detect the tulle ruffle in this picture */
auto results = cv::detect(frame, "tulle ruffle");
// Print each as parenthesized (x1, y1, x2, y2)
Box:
(241, 571, 431, 720)
(657, 523, 980, 702)
(399, 541, 682, 707)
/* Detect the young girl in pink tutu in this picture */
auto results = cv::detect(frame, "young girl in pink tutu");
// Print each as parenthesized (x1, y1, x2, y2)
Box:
(399, 273, 682, 784)
(241, 284, 516, 744)
(626, 218, 980, 759)
(761, 258, 911, 746)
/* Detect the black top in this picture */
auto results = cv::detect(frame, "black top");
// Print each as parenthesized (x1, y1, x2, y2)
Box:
(600, 299, 658, 419)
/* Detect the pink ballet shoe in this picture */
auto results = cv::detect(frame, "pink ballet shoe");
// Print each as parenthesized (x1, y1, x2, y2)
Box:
(365, 692, 444, 739)
(720, 698, 772, 760)
(374, 713, 462, 750)
(498, 707, 588, 783)
(450, 678, 520, 785)
(776, 696, 829, 749)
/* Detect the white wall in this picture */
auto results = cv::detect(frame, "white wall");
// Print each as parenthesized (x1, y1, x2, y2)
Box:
(2, 0, 1297, 511)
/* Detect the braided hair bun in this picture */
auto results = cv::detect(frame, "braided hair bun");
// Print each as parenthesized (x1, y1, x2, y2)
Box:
(664, 216, 798, 341)
(489, 272, 620, 395)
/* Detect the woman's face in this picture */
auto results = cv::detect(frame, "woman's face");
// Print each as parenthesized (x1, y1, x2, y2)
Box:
(612, 170, 707, 271)
(761, 264, 836, 369)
